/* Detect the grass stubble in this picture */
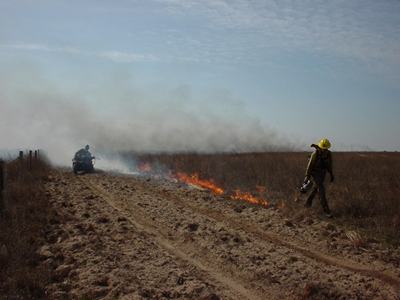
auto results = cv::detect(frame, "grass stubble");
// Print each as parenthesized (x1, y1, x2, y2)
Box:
(132, 151, 400, 246)
(1, 150, 400, 299)
(0, 154, 53, 299)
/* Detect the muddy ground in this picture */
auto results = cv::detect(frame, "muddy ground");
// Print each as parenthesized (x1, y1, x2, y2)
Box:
(40, 168, 400, 299)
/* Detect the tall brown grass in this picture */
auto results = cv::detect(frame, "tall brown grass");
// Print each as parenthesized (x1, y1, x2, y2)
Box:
(131, 151, 400, 246)
(1, 150, 399, 299)
(0, 153, 52, 299)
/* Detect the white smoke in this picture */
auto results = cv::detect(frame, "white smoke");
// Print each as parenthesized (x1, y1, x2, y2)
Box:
(0, 59, 300, 167)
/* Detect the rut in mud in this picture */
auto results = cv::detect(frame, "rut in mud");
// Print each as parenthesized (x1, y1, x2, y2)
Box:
(41, 169, 400, 300)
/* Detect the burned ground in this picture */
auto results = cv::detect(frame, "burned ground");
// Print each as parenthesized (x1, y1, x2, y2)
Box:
(42, 169, 400, 300)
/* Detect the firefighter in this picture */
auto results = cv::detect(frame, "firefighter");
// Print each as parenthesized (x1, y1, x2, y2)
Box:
(303, 138, 335, 217)
(74, 145, 93, 160)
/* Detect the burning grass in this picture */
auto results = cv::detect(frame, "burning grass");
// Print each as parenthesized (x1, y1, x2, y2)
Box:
(173, 171, 224, 195)
(0, 153, 52, 299)
(2, 150, 399, 299)
(129, 151, 400, 247)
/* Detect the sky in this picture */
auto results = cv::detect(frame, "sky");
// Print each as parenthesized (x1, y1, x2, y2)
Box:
(1, 0, 400, 165)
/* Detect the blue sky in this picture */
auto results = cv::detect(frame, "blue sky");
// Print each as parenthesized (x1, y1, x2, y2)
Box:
(1, 0, 400, 163)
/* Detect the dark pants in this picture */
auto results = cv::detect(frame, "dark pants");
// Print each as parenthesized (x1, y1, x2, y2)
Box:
(305, 169, 330, 214)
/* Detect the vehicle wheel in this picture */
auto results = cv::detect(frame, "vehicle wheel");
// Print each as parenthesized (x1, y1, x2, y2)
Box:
(73, 164, 78, 174)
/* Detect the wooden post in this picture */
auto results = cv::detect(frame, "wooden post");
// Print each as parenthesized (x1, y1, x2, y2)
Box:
(29, 150, 33, 171)
(34, 150, 38, 169)
(0, 160, 4, 212)
(19, 151, 24, 183)
(36, 149, 41, 171)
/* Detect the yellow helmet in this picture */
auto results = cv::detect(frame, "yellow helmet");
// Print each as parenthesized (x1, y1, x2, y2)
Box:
(318, 138, 331, 149)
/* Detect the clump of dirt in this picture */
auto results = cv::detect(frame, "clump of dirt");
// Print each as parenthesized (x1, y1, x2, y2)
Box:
(41, 169, 400, 299)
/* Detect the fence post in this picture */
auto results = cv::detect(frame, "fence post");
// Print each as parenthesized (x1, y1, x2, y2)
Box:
(29, 150, 33, 171)
(19, 151, 24, 183)
(0, 160, 4, 212)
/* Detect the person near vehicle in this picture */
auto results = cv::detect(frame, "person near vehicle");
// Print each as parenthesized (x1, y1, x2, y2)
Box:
(303, 138, 335, 217)
(74, 145, 93, 160)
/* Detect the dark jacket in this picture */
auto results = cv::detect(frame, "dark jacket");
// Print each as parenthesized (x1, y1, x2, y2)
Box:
(74, 148, 92, 160)
(305, 150, 333, 179)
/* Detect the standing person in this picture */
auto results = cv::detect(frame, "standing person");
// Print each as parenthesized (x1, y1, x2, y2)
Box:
(303, 138, 335, 217)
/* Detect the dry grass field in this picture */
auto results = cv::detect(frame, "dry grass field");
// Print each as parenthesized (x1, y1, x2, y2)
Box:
(1, 150, 399, 299)
(131, 151, 400, 245)
(0, 153, 52, 299)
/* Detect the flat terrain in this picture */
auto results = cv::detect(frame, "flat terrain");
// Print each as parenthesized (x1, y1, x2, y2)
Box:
(42, 169, 400, 299)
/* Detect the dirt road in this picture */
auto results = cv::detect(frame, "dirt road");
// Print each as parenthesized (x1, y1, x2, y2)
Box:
(42, 169, 400, 299)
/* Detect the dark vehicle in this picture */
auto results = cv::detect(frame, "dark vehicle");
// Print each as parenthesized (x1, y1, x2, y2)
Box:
(72, 155, 95, 174)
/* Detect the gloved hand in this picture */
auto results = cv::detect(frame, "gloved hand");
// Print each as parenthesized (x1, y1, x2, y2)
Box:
(330, 175, 335, 182)
(303, 176, 310, 184)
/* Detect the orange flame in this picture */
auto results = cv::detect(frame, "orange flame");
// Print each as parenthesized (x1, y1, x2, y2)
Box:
(137, 163, 151, 172)
(230, 190, 268, 206)
(230, 190, 258, 204)
(173, 172, 224, 195)
(255, 185, 265, 191)
(278, 200, 285, 209)
(256, 185, 268, 206)
(259, 196, 268, 206)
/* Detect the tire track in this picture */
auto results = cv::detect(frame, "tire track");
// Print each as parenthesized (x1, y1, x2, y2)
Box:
(79, 174, 270, 300)
(88, 173, 400, 289)
(74, 171, 400, 299)
(154, 188, 400, 288)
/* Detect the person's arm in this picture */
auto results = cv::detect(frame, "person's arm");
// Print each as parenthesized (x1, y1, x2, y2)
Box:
(304, 151, 317, 181)
(327, 151, 334, 182)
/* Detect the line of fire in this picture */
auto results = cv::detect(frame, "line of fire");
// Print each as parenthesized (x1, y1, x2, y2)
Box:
(135, 163, 289, 209)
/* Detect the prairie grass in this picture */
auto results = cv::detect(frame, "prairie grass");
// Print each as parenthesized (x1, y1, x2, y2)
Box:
(1, 150, 399, 299)
(0, 153, 52, 299)
(132, 151, 400, 247)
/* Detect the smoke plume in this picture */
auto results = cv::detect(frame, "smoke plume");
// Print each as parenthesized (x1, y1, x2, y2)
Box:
(0, 60, 300, 166)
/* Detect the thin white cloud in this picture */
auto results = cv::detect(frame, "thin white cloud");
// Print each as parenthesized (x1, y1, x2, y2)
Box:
(2, 0, 400, 81)
(2, 43, 80, 53)
(1, 43, 160, 63)
(97, 51, 159, 63)
(4, 44, 51, 51)
(55, 46, 80, 53)
(131, 0, 400, 77)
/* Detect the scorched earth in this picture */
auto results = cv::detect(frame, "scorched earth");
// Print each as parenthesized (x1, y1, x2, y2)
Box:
(41, 169, 400, 300)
